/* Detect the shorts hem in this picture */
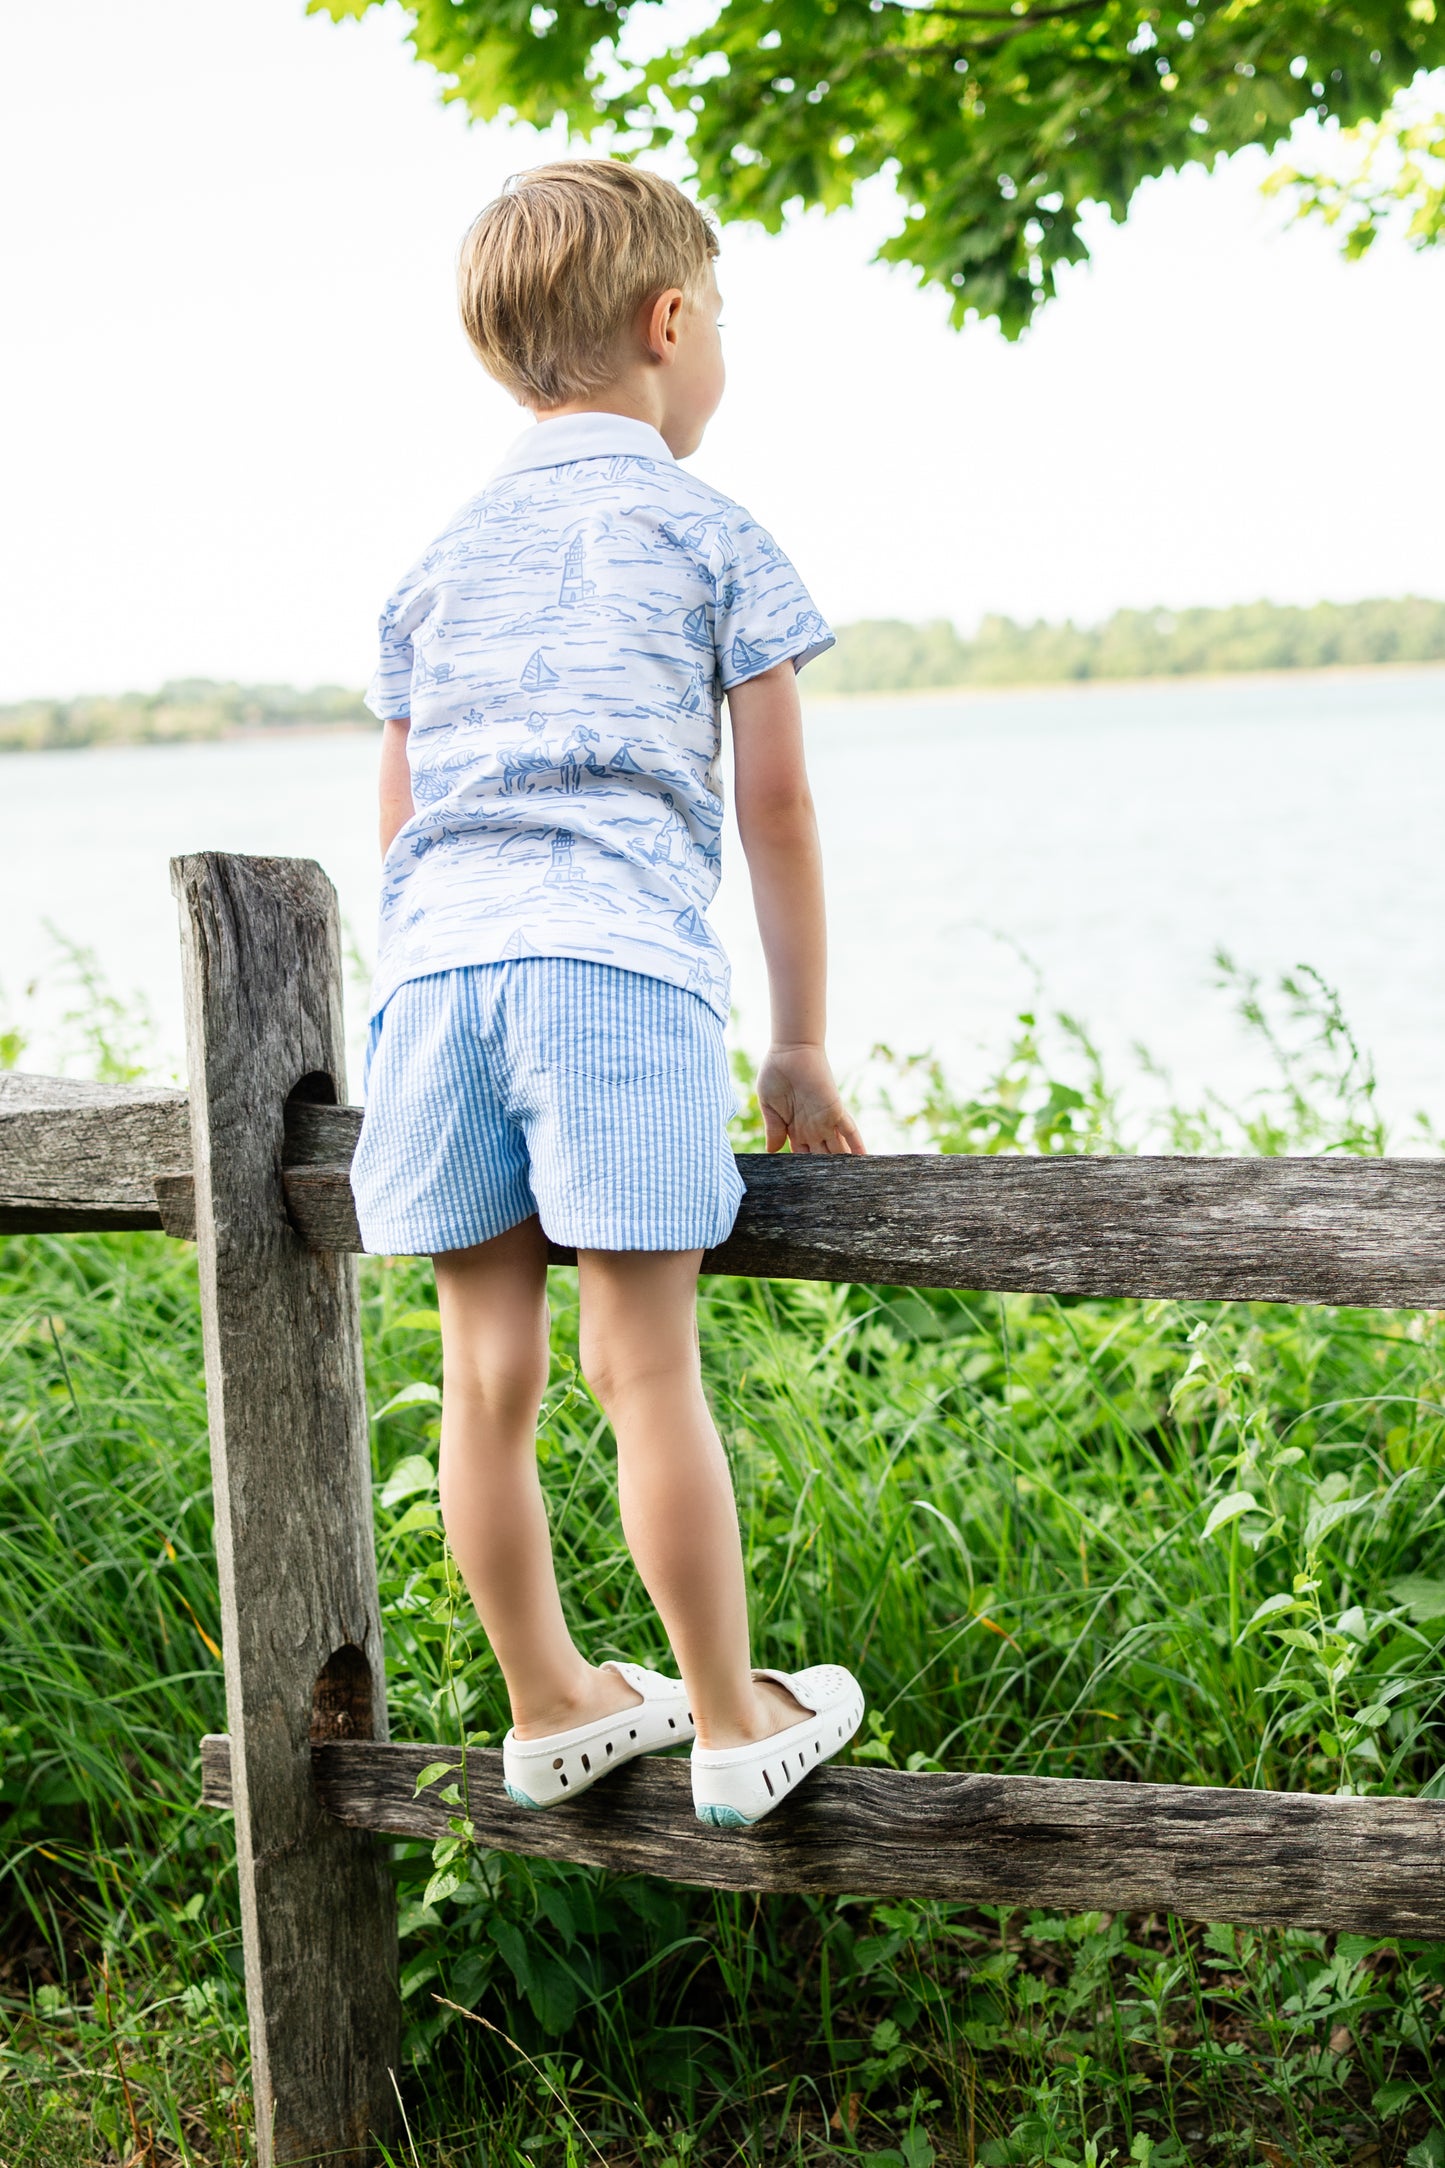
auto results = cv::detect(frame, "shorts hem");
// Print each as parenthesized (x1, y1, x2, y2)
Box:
(357, 1201, 538, 1259)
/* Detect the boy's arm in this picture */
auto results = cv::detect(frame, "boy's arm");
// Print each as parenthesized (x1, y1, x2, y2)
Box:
(728, 661, 865, 1155)
(379, 716, 414, 856)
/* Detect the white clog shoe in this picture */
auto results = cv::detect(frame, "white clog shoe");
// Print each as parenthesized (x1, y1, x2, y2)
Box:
(502, 1660, 694, 1809)
(691, 1664, 865, 1829)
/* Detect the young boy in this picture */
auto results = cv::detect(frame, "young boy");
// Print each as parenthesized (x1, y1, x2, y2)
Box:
(351, 160, 866, 1829)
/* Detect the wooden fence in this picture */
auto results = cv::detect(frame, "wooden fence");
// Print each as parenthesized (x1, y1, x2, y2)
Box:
(4, 849, 1445, 2167)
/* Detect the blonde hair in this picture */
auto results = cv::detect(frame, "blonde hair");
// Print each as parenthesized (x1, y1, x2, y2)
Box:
(458, 160, 719, 408)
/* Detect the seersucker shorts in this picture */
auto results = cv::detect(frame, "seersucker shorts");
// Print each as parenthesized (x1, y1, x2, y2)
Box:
(351, 959, 745, 1256)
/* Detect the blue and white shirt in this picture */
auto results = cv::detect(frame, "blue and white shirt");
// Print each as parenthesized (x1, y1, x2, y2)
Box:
(365, 412, 833, 1024)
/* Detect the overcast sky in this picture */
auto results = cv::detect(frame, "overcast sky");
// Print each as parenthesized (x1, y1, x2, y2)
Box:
(2, 1, 1442, 704)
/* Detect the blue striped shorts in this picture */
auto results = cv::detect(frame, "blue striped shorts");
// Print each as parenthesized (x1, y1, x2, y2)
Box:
(351, 960, 745, 1256)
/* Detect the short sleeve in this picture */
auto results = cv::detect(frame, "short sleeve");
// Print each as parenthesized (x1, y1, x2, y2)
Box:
(711, 512, 834, 691)
(364, 584, 431, 722)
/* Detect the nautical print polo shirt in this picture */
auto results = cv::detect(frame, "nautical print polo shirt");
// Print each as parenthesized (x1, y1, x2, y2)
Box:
(364, 412, 833, 1025)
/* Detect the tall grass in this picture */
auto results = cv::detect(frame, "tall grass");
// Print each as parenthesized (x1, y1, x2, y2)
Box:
(3, 972, 1444, 2165)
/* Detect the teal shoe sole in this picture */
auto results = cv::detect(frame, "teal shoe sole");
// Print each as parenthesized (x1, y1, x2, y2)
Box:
(504, 1781, 544, 1810)
(695, 1802, 755, 1829)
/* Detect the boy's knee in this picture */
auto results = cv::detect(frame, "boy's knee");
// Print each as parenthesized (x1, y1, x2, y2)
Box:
(445, 1337, 549, 1428)
(578, 1326, 691, 1413)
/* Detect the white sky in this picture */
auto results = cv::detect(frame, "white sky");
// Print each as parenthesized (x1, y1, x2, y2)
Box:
(1, 1, 1442, 705)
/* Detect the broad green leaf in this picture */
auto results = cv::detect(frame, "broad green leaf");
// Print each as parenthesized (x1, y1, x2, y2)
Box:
(374, 1382, 442, 1424)
(380, 1451, 439, 1506)
(1305, 1494, 1372, 1549)
(1242, 1592, 1303, 1634)
(1201, 1491, 1262, 1542)
(385, 1500, 441, 1537)
(422, 1865, 465, 1910)
(413, 1760, 460, 1796)
(1388, 1575, 1445, 1622)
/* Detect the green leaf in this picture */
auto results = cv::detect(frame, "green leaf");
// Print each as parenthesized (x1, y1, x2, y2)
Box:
(413, 1760, 461, 1796)
(386, 1499, 441, 1537)
(1201, 1491, 1262, 1541)
(1242, 1592, 1303, 1634)
(422, 1865, 465, 1909)
(375, 1383, 442, 1425)
(1304, 1494, 1371, 1549)
(390, 1308, 443, 1334)
(1373, 2079, 1418, 2114)
(380, 1451, 439, 1506)
(1388, 1575, 1445, 1622)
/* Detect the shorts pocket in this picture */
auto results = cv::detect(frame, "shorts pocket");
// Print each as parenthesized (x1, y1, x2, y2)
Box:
(567, 1004, 678, 1085)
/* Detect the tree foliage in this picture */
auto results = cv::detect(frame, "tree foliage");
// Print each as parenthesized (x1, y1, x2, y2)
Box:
(808, 594, 1445, 694)
(1269, 92, 1445, 257)
(310, 0, 1445, 334)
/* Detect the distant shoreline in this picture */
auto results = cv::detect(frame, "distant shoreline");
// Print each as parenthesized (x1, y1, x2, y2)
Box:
(803, 655, 1445, 709)
(2, 654, 1441, 756)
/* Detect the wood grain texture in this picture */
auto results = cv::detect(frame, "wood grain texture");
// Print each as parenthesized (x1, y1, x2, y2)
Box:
(275, 1131, 1445, 1310)
(11, 1073, 1445, 1307)
(0, 1072, 185, 1230)
(173, 854, 397, 2168)
(199, 1734, 1445, 1941)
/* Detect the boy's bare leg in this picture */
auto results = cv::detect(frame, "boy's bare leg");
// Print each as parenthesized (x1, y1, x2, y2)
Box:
(432, 1218, 642, 1740)
(576, 1249, 806, 1751)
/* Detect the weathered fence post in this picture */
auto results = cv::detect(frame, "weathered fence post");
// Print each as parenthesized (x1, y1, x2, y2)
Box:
(172, 852, 397, 2166)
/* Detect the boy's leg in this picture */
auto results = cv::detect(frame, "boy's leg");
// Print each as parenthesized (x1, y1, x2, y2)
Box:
(576, 1249, 805, 1751)
(433, 1218, 642, 1739)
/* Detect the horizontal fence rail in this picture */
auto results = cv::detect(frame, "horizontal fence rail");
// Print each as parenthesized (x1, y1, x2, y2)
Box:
(199, 1734, 1445, 1941)
(6, 1073, 1445, 1305)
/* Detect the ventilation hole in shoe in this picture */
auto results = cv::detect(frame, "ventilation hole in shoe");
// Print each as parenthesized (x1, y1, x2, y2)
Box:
(687, 1711, 693, 1723)
(605, 1741, 614, 1755)
(630, 1729, 637, 1740)
(668, 1717, 676, 1729)
(763, 1767, 775, 1798)
(581, 1752, 591, 1773)
(553, 1757, 564, 1770)
(781, 1757, 790, 1778)
(815, 1740, 821, 1755)
(560, 1773, 569, 1787)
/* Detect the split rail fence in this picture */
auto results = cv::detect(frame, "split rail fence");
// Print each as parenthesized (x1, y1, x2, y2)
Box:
(4, 850, 1445, 2167)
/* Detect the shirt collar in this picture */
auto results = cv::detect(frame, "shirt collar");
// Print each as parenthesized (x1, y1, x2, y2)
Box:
(490, 412, 676, 480)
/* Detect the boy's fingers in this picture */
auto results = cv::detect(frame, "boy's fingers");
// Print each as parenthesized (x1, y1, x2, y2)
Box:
(761, 1100, 789, 1153)
(838, 1113, 867, 1155)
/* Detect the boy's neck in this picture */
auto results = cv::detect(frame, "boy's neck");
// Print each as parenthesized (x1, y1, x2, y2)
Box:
(531, 383, 690, 459)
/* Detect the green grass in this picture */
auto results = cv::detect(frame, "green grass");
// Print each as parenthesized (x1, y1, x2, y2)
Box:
(3, 979, 1445, 2166)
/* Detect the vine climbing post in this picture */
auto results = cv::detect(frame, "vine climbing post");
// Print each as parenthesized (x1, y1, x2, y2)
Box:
(172, 850, 398, 2167)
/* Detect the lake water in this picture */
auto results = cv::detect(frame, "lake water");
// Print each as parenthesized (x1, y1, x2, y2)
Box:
(3, 666, 1442, 1135)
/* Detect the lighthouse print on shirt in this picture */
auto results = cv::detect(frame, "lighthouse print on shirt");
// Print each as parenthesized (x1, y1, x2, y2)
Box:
(365, 413, 833, 1026)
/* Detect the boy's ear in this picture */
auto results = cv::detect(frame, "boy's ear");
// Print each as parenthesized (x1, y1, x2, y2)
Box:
(641, 287, 685, 367)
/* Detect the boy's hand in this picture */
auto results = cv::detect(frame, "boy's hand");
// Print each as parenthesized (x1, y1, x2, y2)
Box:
(757, 1044, 866, 1156)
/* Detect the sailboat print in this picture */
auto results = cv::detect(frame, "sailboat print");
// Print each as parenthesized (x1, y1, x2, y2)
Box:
(729, 633, 768, 677)
(520, 649, 559, 692)
(673, 906, 709, 947)
(681, 605, 711, 650)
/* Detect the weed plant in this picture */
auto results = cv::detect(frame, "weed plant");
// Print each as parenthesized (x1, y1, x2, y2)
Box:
(2, 969, 1444, 2165)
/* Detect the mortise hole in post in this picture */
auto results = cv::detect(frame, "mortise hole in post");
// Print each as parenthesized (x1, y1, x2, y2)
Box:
(310, 1643, 375, 1744)
(288, 1071, 338, 1108)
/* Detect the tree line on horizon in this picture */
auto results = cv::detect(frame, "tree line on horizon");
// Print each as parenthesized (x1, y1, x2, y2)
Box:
(808, 593, 1445, 696)
(2, 595, 1442, 752)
